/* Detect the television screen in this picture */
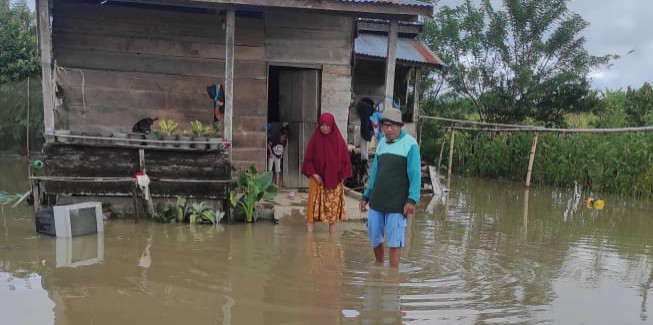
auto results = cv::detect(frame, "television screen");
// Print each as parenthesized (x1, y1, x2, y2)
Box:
(69, 207, 99, 237)
(52, 202, 104, 238)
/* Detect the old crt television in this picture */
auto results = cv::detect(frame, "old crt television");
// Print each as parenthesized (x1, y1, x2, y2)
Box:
(54, 202, 104, 237)
(36, 202, 104, 237)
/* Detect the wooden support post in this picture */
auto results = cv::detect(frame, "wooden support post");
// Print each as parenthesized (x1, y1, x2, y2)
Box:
(131, 181, 139, 223)
(31, 179, 41, 212)
(37, 0, 54, 134)
(525, 132, 539, 187)
(224, 9, 235, 158)
(447, 129, 455, 188)
(413, 68, 421, 142)
(437, 130, 447, 169)
(383, 20, 398, 112)
(139, 148, 145, 171)
(522, 189, 529, 240)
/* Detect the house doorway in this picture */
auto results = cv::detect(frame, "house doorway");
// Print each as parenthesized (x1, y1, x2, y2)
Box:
(267, 66, 321, 188)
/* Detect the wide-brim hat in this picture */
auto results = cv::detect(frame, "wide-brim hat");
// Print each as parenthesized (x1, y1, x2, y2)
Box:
(381, 108, 403, 125)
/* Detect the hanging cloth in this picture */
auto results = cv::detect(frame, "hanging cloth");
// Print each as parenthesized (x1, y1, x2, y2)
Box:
(207, 83, 226, 122)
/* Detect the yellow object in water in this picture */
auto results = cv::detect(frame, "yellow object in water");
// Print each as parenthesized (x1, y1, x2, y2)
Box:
(585, 198, 605, 210)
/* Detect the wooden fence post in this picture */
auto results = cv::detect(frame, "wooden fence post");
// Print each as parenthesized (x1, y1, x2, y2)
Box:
(525, 132, 539, 187)
(447, 129, 455, 188)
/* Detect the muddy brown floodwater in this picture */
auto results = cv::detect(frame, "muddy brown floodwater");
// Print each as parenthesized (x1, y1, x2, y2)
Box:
(1, 156, 652, 324)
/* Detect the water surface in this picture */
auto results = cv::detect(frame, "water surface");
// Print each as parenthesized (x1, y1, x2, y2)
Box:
(1, 157, 652, 324)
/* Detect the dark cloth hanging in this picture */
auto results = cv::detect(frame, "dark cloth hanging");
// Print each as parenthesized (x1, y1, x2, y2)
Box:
(356, 97, 375, 142)
(207, 84, 225, 122)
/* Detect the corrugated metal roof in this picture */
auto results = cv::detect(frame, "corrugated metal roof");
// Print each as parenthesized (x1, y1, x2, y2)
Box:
(355, 33, 444, 67)
(334, 0, 432, 8)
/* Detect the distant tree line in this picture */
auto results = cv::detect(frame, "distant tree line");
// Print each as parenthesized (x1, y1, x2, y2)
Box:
(417, 0, 653, 196)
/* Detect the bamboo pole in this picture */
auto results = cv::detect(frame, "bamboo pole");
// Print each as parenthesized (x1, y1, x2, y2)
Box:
(26, 77, 30, 159)
(525, 132, 539, 187)
(522, 188, 529, 240)
(447, 128, 455, 188)
(436, 130, 446, 168)
(421, 115, 653, 134)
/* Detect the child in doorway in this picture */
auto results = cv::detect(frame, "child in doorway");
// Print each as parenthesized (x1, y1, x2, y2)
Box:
(268, 127, 289, 186)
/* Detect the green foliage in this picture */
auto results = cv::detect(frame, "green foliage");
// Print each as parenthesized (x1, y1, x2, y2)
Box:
(190, 120, 210, 136)
(0, 0, 40, 83)
(0, 77, 44, 152)
(229, 165, 278, 223)
(444, 131, 653, 197)
(158, 118, 178, 135)
(153, 196, 225, 225)
(422, 0, 616, 126)
(175, 196, 188, 222)
(188, 202, 224, 225)
(591, 83, 653, 128)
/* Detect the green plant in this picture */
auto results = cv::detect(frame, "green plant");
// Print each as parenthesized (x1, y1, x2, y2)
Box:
(190, 120, 210, 136)
(175, 196, 189, 222)
(188, 202, 225, 225)
(159, 118, 178, 135)
(229, 165, 278, 222)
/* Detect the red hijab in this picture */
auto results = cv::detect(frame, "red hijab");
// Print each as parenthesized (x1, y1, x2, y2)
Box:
(301, 113, 353, 189)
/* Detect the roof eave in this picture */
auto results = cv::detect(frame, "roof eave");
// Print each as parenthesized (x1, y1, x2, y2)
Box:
(356, 54, 444, 69)
(112, 0, 433, 18)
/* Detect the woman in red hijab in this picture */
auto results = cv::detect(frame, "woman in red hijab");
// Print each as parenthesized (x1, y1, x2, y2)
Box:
(301, 112, 353, 233)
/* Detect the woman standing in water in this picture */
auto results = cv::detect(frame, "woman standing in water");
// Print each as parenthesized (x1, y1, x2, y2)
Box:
(301, 112, 353, 233)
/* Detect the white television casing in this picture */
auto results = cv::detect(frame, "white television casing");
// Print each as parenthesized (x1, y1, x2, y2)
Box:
(53, 201, 104, 238)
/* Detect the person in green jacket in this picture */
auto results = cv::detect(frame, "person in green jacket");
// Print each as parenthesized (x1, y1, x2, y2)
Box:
(359, 108, 421, 268)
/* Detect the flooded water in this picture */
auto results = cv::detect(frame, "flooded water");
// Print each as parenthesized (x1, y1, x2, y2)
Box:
(1, 156, 652, 325)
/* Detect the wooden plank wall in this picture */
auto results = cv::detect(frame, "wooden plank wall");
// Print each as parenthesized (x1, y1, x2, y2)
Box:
(265, 12, 354, 136)
(51, 1, 267, 171)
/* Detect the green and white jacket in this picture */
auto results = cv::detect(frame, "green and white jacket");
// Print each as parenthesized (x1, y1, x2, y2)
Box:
(363, 129, 421, 213)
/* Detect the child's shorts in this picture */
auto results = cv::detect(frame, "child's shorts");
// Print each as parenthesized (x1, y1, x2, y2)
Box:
(268, 156, 281, 172)
(367, 208, 406, 248)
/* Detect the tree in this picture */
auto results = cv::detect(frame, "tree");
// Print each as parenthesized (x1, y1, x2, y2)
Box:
(0, 0, 40, 83)
(422, 0, 617, 126)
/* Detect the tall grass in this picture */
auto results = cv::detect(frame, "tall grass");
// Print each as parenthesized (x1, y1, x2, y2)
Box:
(438, 131, 653, 197)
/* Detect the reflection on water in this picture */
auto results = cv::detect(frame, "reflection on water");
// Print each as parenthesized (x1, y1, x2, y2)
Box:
(1, 157, 653, 324)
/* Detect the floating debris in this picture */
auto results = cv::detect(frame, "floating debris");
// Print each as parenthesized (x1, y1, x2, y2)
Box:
(0, 191, 22, 206)
(585, 197, 605, 210)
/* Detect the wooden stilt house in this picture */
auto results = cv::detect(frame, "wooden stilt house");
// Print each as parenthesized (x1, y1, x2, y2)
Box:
(34, 0, 440, 211)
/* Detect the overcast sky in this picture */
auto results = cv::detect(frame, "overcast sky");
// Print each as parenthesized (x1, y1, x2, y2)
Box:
(21, 0, 652, 90)
(435, 0, 653, 91)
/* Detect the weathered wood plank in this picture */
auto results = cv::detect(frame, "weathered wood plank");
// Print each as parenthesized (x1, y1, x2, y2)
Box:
(265, 12, 354, 31)
(55, 49, 267, 79)
(55, 4, 264, 46)
(231, 147, 266, 170)
(231, 131, 266, 148)
(265, 14, 353, 65)
(54, 33, 265, 61)
(37, 0, 54, 132)
(323, 64, 352, 76)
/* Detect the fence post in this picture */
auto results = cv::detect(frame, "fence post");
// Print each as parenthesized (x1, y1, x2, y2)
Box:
(447, 129, 455, 188)
(525, 132, 539, 187)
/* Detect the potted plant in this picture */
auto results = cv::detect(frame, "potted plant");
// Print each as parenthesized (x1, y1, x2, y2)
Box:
(208, 121, 224, 150)
(190, 120, 210, 150)
(158, 118, 178, 148)
(229, 165, 278, 223)
(111, 130, 128, 145)
(178, 130, 192, 149)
